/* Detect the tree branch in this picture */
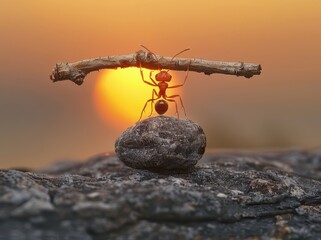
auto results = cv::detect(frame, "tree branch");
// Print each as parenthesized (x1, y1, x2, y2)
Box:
(50, 50, 262, 85)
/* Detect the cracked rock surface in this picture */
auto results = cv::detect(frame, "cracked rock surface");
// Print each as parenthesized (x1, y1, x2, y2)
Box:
(1, 150, 321, 239)
(115, 116, 206, 170)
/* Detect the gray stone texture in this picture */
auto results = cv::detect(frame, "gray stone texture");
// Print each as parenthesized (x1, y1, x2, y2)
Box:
(115, 116, 206, 170)
(1, 150, 321, 239)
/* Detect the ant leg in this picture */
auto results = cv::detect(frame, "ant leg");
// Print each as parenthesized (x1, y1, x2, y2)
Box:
(149, 71, 157, 85)
(164, 97, 179, 118)
(167, 60, 191, 89)
(149, 89, 158, 117)
(138, 96, 160, 122)
(138, 99, 153, 122)
(139, 62, 157, 87)
(166, 94, 187, 117)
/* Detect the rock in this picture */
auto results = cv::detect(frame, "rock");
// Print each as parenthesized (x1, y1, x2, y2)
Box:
(115, 116, 206, 170)
(1, 150, 321, 239)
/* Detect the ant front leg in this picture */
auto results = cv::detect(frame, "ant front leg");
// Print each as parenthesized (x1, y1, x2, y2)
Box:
(139, 62, 157, 87)
(166, 94, 187, 117)
(167, 60, 191, 89)
(149, 71, 157, 86)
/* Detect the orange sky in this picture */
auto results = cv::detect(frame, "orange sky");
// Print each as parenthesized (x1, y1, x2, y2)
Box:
(1, 1, 321, 168)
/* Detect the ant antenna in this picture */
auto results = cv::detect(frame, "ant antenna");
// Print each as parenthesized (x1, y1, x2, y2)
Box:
(140, 45, 160, 70)
(167, 48, 190, 72)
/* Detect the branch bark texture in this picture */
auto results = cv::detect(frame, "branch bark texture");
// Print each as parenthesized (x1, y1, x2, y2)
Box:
(50, 50, 262, 85)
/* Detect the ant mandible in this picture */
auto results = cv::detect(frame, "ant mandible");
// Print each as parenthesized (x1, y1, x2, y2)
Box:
(138, 45, 191, 122)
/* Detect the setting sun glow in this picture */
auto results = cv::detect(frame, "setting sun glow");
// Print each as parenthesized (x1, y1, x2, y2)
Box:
(94, 68, 183, 128)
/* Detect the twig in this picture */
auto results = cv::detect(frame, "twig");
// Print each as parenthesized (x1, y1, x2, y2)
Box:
(50, 50, 262, 85)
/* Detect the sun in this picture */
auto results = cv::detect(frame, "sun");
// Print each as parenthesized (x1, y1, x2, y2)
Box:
(94, 67, 183, 128)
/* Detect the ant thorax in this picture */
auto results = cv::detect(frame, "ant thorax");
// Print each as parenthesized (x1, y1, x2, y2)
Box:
(155, 71, 172, 82)
(158, 81, 168, 96)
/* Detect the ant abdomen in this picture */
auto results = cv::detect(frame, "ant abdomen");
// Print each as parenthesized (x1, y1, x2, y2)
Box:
(155, 100, 168, 115)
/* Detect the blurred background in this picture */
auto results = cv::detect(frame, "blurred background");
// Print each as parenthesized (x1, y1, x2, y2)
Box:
(1, 0, 321, 168)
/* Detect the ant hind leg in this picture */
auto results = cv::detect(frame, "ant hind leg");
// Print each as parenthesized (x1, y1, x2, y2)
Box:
(138, 96, 160, 122)
(149, 89, 158, 117)
(165, 98, 179, 119)
(166, 94, 187, 118)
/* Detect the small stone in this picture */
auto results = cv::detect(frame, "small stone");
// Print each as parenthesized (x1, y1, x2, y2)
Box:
(217, 193, 228, 198)
(115, 116, 206, 170)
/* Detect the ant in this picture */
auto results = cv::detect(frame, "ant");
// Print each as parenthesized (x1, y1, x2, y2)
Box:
(138, 45, 191, 122)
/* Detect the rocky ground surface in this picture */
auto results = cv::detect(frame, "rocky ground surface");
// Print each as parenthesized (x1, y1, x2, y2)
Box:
(1, 150, 321, 240)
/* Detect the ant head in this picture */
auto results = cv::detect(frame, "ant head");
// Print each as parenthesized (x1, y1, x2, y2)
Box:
(155, 71, 172, 82)
(140, 45, 190, 82)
